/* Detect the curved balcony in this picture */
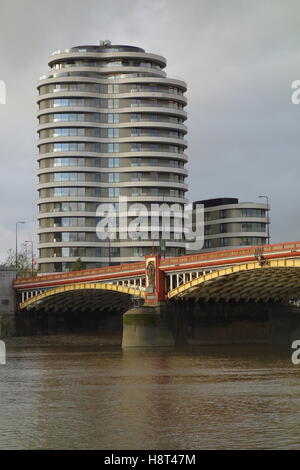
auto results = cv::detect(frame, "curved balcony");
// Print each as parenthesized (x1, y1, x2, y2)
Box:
(43, 65, 167, 80)
(37, 165, 188, 176)
(37, 90, 187, 106)
(37, 150, 188, 163)
(37, 75, 187, 92)
(37, 120, 188, 134)
(37, 104, 187, 121)
(37, 135, 187, 148)
(48, 51, 167, 68)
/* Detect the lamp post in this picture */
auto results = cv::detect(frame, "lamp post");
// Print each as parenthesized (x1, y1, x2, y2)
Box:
(15, 221, 25, 275)
(259, 195, 270, 245)
(25, 240, 34, 276)
(108, 237, 111, 266)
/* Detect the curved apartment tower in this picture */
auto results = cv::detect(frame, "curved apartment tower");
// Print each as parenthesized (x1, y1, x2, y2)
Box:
(37, 42, 188, 273)
(188, 197, 270, 253)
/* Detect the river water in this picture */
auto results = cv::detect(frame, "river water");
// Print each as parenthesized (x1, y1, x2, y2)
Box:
(0, 338, 299, 450)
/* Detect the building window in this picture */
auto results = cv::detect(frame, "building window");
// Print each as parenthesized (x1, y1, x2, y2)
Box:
(132, 187, 143, 196)
(108, 187, 120, 197)
(108, 158, 120, 168)
(132, 172, 142, 181)
(108, 128, 119, 138)
(108, 99, 119, 109)
(240, 237, 265, 246)
(108, 143, 120, 153)
(108, 173, 120, 183)
(241, 208, 266, 218)
(220, 238, 230, 247)
(131, 113, 141, 122)
(53, 172, 85, 182)
(220, 223, 227, 233)
(131, 84, 141, 92)
(131, 157, 141, 166)
(108, 84, 119, 94)
(219, 209, 228, 218)
(108, 114, 119, 123)
(131, 99, 141, 107)
(110, 247, 120, 256)
(133, 247, 144, 256)
(241, 222, 266, 232)
(150, 188, 158, 196)
(131, 143, 142, 152)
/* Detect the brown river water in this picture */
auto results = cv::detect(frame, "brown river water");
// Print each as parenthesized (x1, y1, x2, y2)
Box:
(0, 337, 299, 450)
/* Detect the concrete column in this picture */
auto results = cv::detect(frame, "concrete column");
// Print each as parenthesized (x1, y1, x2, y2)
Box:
(0, 268, 17, 337)
(122, 304, 175, 348)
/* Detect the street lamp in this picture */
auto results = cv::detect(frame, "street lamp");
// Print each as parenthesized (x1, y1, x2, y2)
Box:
(25, 240, 34, 276)
(259, 195, 270, 245)
(108, 237, 111, 266)
(15, 221, 25, 275)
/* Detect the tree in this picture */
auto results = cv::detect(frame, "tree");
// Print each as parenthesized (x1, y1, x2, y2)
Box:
(0, 246, 39, 278)
(71, 258, 86, 271)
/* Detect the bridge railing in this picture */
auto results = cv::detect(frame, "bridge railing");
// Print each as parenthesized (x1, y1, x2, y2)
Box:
(14, 261, 144, 286)
(160, 241, 300, 267)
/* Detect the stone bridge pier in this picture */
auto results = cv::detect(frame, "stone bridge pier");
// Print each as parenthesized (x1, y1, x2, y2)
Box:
(122, 299, 300, 348)
(0, 268, 17, 337)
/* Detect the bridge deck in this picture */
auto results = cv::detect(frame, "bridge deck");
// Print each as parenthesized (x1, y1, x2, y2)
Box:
(14, 241, 300, 292)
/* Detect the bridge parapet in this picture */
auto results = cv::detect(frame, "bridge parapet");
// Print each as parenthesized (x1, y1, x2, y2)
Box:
(13, 241, 300, 308)
(159, 241, 300, 269)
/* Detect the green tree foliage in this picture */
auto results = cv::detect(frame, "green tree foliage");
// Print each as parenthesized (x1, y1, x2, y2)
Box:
(71, 258, 86, 271)
(0, 246, 39, 278)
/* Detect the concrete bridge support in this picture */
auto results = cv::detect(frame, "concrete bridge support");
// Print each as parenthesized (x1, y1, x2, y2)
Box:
(0, 268, 17, 337)
(122, 300, 300, 348)
(122, 304, 175, 348)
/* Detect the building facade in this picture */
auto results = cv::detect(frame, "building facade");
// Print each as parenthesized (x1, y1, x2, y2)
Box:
(37, 42, 188, 273)
(189, 198, 270, 253)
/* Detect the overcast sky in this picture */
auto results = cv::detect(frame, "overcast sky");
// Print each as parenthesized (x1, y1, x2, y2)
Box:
(0, 0, 299, 261)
